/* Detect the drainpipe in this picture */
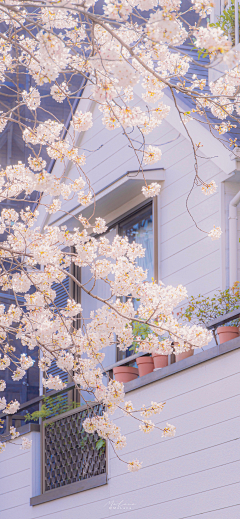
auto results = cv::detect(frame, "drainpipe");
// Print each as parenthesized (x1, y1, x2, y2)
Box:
(229, 190, 240, 286)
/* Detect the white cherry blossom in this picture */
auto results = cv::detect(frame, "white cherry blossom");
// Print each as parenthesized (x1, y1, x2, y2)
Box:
(143, 146, 162, 165)
(208, 226, 222, 240)
(162, 423, 176, 438)
(142, 183, 161, 198)
(128, 459, 142, 472)
(22, 87, 40, 110)
(0, 442, 6, 453)
(0, 380, 6, 392)
(3, 400, 20, 414)
(20, 437, 32, 450)
(201, 180, 217, 195)
(71, 112, 93, 132)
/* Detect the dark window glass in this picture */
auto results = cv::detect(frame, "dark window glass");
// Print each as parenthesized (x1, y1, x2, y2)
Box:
(119, 203, 153, 282)
(118, 204, 153, 359)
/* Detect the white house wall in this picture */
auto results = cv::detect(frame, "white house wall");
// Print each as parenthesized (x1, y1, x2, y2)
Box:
(1, 347, 240, 518)
(0, 429, 41, 518)
(45, 89, 233, 300)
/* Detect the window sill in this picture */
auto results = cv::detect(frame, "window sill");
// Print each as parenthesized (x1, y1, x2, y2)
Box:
(30, 473, 107, 506)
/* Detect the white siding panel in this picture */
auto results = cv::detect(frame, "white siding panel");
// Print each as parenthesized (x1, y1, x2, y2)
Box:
(161, 218, 218, 262)
(161, 239, 219, 279)
(2, 504, 32, 519)
(183, 268, 220, 295)
(161, 249, 220, 285)
(0, 468, 30, 494)
(98, 484, 240, 519)
(1, 349, 240, 518)
(109, 416, 240, 476)
(0, 486, 30, 513)
(107, 440, 240, 496)
(162, 159, 221, 202)
(161, 177, 218, 215)
(0, 451, 31, 478)
(162, 155, 208, 190)
(161, 194, 219, 243)
(110, 470, 240, 516)
(111, 376, 240, 438)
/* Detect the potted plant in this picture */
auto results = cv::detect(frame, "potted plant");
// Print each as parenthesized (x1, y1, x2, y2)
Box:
(136, 354, 154, 376)
(178, 282, 240, 346)
(174, 346, 194, 362)
(152, 341, 172, 368)
(152, 351, 169, 369)
(131, 322, 155, 376)
(131, 322, 169, 373)
(113, 366, 139, 383)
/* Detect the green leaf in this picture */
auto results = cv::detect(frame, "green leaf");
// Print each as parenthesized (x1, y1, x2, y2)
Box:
(96, 438, 106, 450)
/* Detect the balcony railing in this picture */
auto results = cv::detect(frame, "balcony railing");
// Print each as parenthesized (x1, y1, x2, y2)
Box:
(1, 310, 240, 430)
(206, 306, 240, 329)
(1, 309, 240, 434)
(43, 402, 106, 493)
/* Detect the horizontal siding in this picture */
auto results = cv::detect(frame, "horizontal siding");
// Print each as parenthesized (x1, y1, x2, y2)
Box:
(161, 215, 219, 262)
(1, 349, 240, 518)
(180, 270, 221, 300)
(161, 194, 219, 243)
(0, 467, 30, 494)
(52, 91, 225, 300)
(161, 249, 220, 286)
(161, 238, 219, 279)
(0, 451, 30, 478)
(108, 439, 240, 491)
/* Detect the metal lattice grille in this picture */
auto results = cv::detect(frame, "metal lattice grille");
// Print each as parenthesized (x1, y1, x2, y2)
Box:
(43, 403, 106, 491)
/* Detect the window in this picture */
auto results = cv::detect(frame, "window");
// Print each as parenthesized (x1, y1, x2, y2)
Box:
(118, 203, 154, 359)
(80, 202, 155, 364)
(48, 203, 155, 378)
(118, 203, 154, 283)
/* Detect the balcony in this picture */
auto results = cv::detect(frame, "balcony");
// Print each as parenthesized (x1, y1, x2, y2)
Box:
(1, 311, 240, 515)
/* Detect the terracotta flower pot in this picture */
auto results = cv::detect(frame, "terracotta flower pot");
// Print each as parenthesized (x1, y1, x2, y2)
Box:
(113, 366, 139, 383)
(136, 356, 154, 377)
(152, 353, 168, 369)
(175, 349, 194, 362)
(217, 326, 239, 344)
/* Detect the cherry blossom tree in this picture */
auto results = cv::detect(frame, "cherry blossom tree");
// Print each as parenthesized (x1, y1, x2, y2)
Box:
(0, 0, 238, 467)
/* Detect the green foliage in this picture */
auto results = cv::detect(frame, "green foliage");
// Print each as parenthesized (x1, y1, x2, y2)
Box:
(96, 438, 106, 450)
(79, 434, 88, 447)
(178, 282, 240, 328)
(25, 397, 106, 455)
(210, 0, 240, 45)
(25, 395, 80, 423)
(130, 321, 152, 353)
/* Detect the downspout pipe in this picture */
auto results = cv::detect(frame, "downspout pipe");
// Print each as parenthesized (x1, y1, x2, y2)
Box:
(229, 190, 240, 286)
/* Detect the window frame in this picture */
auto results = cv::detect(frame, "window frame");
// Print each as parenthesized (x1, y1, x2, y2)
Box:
(75, 198, 160, 367)
(110, 200, 159, 362)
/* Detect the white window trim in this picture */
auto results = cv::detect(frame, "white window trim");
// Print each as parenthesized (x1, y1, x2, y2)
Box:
(47, 168, 165, 229)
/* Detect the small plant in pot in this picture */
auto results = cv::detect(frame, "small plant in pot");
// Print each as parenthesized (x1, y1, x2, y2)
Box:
(113, 365, 139, 383)
(131, 322, 172, 373)
(131, 322, 154, 376)
(174, 342, 194, 362)
(178, 282, 240, 346)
